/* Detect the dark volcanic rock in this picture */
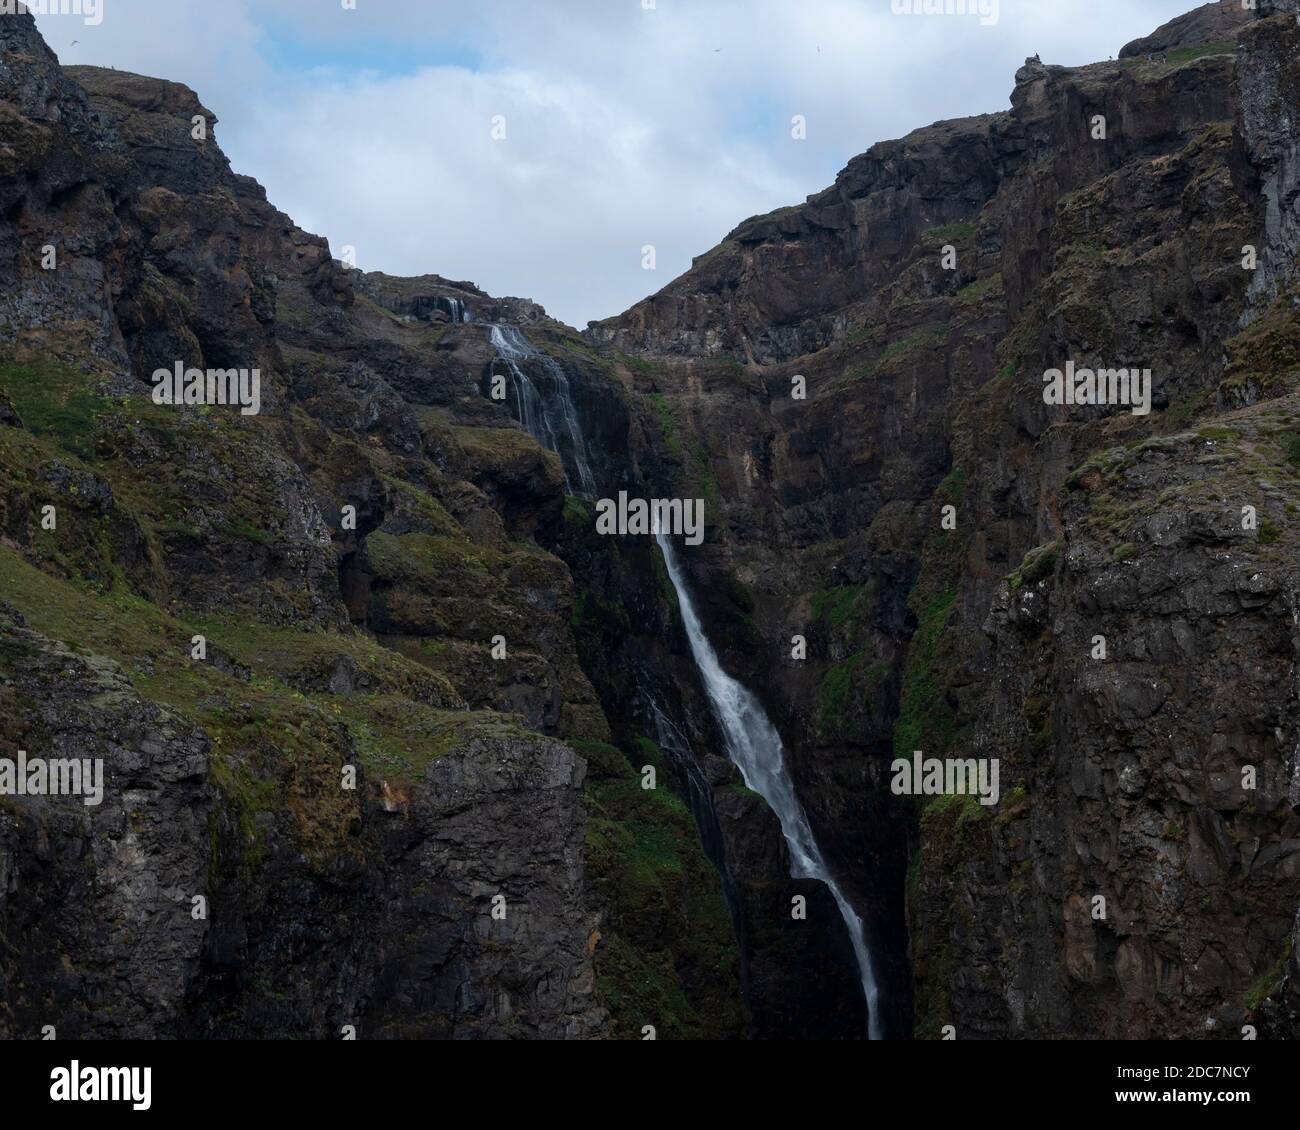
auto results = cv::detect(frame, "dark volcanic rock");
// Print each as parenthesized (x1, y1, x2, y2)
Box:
(584, 3, 1300, 1040)
(1119, 0, 1253, 58)
(0, 7, 740, 1040)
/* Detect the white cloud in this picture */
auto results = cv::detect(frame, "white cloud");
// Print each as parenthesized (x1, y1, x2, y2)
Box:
(35, 0, 1199, 326)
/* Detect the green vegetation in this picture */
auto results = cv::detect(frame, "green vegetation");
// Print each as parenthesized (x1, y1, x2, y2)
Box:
(1166, 41, 1236, 67)
(849, 329, 947, 383)
(1244, 937, 1293, 1012)
(936, 465, 967, 506)
(646, 391, 682, 459)
(817, 654, 858, 737)
(816, 650, 888, 739)
(955, 272, 1003, 307)
(0, 359, 108, 457)
(1008, 540, 1061, 590)
(0, 544, 507, 874)
(574, 737, 745, 1039)
(810, 584, 872, 628)
(922, 222, 976, 243)
(620, 354, 668, 380)
(892, 588, 957, 758)
(1283, 432, 1300, 469)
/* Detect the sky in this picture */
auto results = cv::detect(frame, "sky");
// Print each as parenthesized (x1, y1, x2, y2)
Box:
(33, 0, 1202, 328)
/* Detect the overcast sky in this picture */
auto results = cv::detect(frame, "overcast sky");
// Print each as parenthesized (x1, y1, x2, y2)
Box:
(35, 0, 1200, 327)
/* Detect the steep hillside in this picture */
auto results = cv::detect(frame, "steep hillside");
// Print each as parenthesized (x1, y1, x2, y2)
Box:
(0, 10, 745, 1040)
(3, 0, 1300, 1042)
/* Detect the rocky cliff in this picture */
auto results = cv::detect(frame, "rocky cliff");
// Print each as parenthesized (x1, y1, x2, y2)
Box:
(0, 8, 744, 1040)
(589, 0, 1300, 1038)
(2, 0, 1299, 1041)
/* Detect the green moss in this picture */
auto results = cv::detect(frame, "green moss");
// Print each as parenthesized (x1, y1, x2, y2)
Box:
(921, 790, 989, 831)
(810, 584, 871, 628)
(0, 543, 504, 870)
(564, 494, 593, 528)
(364, 530, 481, 584)
(653, 546, 679, 612)
(1165, 41, 1236, 67)
(817, 654, 859, 738)
(937, 466, 967, 506)
(720, 571, 755, 615)
(847, 330, 946, 383)
(922, 222, 976, 243)
(1008, 540, 1061, 589)
(1281, 432, 1300, 469)
(954, 272, 1003, 306)
(572, 737, 745, 1039)
(0, 359, 109, 457)
(892, 588, 957, 758)
(570, 588, 630, 636)
(382, 475, 463, 539)
(1244, 937, 1293, 1012)
(646, 391, 682, 460)
(214, 518, 278, 547)
(620, 354, 668, 380)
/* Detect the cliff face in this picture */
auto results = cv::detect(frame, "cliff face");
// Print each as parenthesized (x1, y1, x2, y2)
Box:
(3, 1, 1300, 1042)
(589, 4, 1300, 1038)
(0, 9, 744, 1039)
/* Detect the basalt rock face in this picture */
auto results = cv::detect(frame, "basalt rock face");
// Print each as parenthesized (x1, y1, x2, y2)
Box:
(590, 6, 1300, 1039)
(4, 3, 1300, 1042)
(0, 9, 744, 1040)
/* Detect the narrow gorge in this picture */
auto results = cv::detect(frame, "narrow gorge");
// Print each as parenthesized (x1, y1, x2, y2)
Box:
(2, 0, 1300, 1043)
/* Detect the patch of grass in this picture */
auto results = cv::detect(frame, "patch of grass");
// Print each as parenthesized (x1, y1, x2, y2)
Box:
(646, 392, 682, 459)
(1008, 540, 1061, 590)
(922, 222, 976, 243)
(1245, 937, 1293, 1012)
(1165, 41, 1236, 67)
(817, 653, 859, 738)
(0, 359, 109, 457)
(1281, 432, 1300, 469)
(955, 272, 1003, 306)
(810, 584, 871, 629)
(849, 330, 947, 382)
(574, 736, 745, 1039)
(892, 588, 957, 758)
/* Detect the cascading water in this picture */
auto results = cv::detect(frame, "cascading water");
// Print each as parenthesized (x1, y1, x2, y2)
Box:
(486, 316, 881, 1033)
(489, 324, 596, 497)
(655, 530, 884, 1039)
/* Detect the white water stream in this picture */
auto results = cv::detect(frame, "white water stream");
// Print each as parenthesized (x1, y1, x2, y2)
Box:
(655, 530, 883, 1039)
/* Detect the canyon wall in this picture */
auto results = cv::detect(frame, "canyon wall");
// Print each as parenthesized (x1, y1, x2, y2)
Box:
(2, 1, 1300, 1039)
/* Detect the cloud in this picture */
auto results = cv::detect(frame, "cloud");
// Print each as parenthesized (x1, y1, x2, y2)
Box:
(35, 0, 1197, 327)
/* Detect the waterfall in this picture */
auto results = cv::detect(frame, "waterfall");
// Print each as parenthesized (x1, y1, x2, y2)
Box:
(488, 324, 596, 497)
(655, 530, 883, 1039)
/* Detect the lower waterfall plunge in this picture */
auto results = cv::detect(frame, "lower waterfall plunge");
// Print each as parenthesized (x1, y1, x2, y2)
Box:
(655, 530, 884, 1039)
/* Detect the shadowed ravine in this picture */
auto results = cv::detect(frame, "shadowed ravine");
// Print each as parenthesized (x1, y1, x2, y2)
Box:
(655, 530, 884, 1038)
